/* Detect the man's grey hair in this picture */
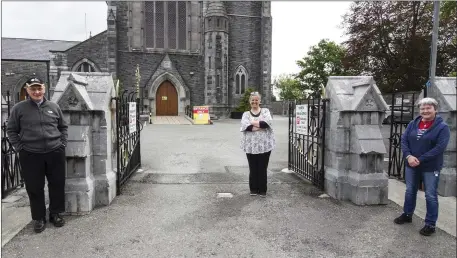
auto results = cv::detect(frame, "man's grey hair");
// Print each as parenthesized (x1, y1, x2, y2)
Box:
(249, 91, 262, 101)
(417, 97, 438, 110)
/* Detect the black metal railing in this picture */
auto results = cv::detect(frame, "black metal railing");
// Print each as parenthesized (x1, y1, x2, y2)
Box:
(387, 92, 418, 180)
(185, 105, 193, 119)
(288, 98, 328, 190)
(1, 91, 24, 199)
(113, 90, 142, 195)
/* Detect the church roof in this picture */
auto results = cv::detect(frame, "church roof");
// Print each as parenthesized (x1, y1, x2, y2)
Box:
(206, 1, 227, 17)
(1, 37, 80, 61)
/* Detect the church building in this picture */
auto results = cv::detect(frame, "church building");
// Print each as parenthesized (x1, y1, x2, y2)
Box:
(1, 1, 273, 117)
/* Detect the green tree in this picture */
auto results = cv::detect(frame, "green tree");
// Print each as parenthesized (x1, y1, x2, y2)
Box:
(296, 39, 351, 98)
(342, 1, 456, 93)
(273, 74, 303, 100)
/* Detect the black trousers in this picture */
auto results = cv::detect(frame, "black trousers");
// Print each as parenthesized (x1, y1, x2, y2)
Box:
(19, 148, 66, 220)
(246, 151, 271, 194)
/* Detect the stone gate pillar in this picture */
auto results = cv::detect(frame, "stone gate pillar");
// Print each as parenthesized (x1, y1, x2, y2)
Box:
(52, 72, 117, 214)
(419, 77, 456, 197)
(324, 76, 390, 205)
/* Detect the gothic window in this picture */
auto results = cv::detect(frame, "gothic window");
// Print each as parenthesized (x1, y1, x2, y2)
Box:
(71, 58, 99, 73)
(167, 1, 177, 49)
(178, 1, 187, 49)
(145, 1, 155, 48)
(234, 66, 248, 95)
(155, 1, 165, 48)
(77, 62, 96, 72)
(144, 1, 188, 50)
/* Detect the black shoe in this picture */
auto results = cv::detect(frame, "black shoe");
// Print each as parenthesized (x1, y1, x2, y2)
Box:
(259, 192, 267, 198)
(34, 219, 46, 233)
(394, 214, 412, 224)
(419, 225, 436, 236)
(49, 214, 65, 227)
(250, 191, 258, 196)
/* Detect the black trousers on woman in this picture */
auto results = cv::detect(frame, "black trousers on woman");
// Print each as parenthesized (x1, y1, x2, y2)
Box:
(246, 151, 271, 194)
(19, 148, 66, 220)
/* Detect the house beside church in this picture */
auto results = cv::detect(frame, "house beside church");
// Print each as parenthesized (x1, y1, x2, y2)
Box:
(1, 1, 273, 117)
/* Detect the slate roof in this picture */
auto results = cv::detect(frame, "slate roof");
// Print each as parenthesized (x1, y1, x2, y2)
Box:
(51, 71, 115, 112)
(325, 76, 389, 112)
(1, 37, 80, 61)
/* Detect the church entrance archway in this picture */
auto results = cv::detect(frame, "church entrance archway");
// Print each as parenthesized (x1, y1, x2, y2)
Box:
(156, 80, 178, 116)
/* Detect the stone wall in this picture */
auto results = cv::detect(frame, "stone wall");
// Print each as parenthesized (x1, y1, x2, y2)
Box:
(65, 31, 109, 73)
(1, 60, 48, 103)
(226, 9, 263, 105)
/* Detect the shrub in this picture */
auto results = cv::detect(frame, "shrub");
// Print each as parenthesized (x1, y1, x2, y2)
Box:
(234, 87, 255, 112)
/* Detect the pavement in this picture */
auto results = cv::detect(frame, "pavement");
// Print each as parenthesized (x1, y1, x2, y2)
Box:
(149, 115, 193, 125)
(1, 117, 456, 257)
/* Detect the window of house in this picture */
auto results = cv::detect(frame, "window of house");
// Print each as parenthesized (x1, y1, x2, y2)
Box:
(235, 66, 248, 94)
(77, 62, 96, 72)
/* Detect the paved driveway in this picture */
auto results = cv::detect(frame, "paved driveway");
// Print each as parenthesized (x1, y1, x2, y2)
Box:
(2, 117, 455, 258)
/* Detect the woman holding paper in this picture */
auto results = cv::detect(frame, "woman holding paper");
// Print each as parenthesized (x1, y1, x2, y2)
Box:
(240, 92, 276, 197)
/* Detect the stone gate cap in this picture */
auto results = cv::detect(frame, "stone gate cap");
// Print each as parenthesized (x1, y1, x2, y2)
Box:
(25, 77, 44, 87)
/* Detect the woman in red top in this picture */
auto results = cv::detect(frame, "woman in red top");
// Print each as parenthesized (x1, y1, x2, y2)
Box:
(394, 97, 451, 236)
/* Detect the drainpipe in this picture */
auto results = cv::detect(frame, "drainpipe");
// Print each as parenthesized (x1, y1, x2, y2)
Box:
(46, 61, 51, 99)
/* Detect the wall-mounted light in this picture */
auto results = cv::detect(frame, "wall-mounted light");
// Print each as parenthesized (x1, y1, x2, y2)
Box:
(263, 70, 268, 75)
(189, 72, 194, 77)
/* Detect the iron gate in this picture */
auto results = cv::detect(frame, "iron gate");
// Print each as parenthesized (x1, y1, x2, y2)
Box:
(288, 98, 328, 190)
(114, 90, 142, 195)
(1, 91, 24, 198)
(386, 92, 419, 180)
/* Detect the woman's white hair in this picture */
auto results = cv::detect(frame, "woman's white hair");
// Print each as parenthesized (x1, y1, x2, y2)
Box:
(249, 91, 262, 101)
(417, 97, 438, 110)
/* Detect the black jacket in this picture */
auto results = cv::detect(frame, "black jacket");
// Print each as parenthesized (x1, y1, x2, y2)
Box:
(6, 98, 68, 153)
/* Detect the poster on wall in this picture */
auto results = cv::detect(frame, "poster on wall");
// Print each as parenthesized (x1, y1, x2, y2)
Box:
(129, 102, 137, 134)
(193, 106, 210, 125)
(295, 104, 308, 135)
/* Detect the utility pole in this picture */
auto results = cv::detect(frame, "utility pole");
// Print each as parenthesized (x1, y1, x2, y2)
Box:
(85, 13, 87, 39)
(426, 1, 440, 98)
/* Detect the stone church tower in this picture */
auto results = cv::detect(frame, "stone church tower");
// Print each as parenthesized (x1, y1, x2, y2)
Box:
(37, 1, 272, 118)
(204, 2, 229, 115)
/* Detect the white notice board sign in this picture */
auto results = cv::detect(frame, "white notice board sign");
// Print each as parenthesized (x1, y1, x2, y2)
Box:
(295, 104, 308, 135)
(129, 102, 137, 134)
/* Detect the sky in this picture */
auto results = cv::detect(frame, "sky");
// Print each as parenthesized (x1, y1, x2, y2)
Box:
(1, 1, 351, 81)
